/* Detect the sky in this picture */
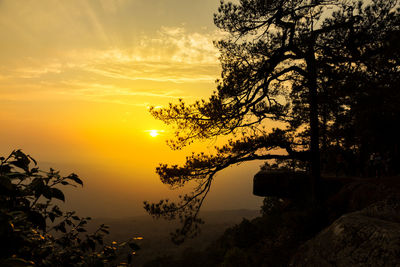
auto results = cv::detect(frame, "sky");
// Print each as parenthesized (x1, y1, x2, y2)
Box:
(0, 0, 264, 218)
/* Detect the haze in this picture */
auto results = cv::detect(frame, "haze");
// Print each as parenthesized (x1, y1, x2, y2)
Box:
(0, 0, 263, 218)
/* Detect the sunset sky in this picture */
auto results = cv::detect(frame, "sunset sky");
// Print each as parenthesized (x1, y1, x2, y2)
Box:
(0, 0, 263, 217)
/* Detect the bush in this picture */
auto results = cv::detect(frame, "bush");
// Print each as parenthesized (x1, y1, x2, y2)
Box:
(0, 150, 139, 266)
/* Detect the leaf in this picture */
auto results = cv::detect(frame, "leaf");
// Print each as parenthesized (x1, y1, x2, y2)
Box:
(10, 150, 31, 172)
(67, 173, 83, 186)
(10, 160, 29, 172)
(28, 211, 46, 230)
(27, 154, 37, 166)
(0, 176, 13, 194)
(100, 228, 109, 234)
(58, 222, 66, 233)
(50, 188, 65, 202)
(52, 205, 62, 216)
(30, 178, 46, 198)
(0, 164, 12, 174)
(42, 187, 52, 199)
(87, 238, 96, 250)
(48, 212, 56, 222)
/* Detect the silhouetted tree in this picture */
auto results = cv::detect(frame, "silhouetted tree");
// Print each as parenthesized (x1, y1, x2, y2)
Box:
(316, 2, 400, 174)
(144, 0, 399, 243)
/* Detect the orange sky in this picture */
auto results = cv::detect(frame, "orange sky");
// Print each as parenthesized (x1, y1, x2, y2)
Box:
(0, 0, 263, 217)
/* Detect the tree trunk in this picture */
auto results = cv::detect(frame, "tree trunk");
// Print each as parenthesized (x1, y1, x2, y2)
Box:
(306, 38, 321, 204)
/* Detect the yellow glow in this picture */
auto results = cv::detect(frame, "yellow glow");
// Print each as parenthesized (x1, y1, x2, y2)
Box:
(148, 130, 160, 137)
(0, 0, 264, 218)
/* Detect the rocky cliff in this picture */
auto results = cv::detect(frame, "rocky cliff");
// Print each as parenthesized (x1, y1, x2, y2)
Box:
(290, 197, 400, 266)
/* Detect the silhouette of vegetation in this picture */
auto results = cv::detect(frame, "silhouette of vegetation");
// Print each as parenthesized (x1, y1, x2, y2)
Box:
(144, 0, 399, 244)
(0, 150, 140, 266)
(143, 196, 325, 267)
(145, 173, 400, 266)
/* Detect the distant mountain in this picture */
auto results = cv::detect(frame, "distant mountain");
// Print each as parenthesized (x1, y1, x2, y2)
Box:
(87, 209, 259, 266)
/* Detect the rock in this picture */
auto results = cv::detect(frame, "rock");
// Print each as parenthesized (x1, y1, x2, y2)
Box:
(327, 177, 400, 222)
(290, 197, 400, 267)
(253, 171, 310, 198)
(252, 171, 357, 200)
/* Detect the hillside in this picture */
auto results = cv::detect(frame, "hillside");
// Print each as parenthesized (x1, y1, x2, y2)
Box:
(87, 209, 259, 266)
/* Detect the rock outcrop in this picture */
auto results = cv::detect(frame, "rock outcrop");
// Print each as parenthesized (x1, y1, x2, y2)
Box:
(326, 177, 400, 221)
(290, 197, 400, 267)
(253, 171, 310, 198)
(253, 171, 358, 200)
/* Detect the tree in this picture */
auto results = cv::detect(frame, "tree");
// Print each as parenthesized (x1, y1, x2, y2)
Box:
(0, 150, 140, 266)
(144, 0, 399, 244)
(315, 1, 400, 174)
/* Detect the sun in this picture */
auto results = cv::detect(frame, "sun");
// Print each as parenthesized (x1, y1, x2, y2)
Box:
(149, 130, 159, 137)
(146, 129, 164, 137)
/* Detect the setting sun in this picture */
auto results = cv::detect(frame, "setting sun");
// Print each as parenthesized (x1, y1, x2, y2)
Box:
(147, 130, 161, 137)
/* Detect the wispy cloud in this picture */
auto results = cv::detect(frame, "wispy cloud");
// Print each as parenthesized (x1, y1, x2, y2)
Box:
(0, 0, 223, 106)
(56, 82, 188, 99)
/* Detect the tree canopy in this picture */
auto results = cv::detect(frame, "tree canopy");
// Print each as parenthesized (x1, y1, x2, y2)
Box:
(144, 0, 400, 244)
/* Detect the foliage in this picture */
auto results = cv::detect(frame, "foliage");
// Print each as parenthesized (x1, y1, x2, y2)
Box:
(0, 150, 140, 266)
(143, 197, 327, 267)
(260, 196, 285, 216)
(315, 0, 400, 173)
(145, 0, 400, 243)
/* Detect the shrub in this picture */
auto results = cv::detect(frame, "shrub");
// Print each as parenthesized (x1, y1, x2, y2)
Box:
(0, 150, 139, 266)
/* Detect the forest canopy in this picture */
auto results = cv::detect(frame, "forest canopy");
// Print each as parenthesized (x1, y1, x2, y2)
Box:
(144, 0, 400, 244)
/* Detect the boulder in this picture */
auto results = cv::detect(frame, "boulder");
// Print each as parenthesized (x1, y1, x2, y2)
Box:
(326, 176, 400, 222)
(290, 197, 400, 267)
(253, 171, 310, 198)
(253, 171, 353, 200)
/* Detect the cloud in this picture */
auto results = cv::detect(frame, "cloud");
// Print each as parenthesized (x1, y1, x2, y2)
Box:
(1, 23, 223, 77)
(155, 26, 221, 64)
(0, 0, 224, 106)
(1, 25, 222, 100)
(56, 82, 187, 99)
